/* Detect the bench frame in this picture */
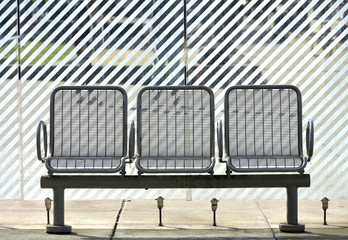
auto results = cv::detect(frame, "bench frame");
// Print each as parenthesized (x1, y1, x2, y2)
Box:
(41, 174, 310, 233)
(38, 85, 312, 234)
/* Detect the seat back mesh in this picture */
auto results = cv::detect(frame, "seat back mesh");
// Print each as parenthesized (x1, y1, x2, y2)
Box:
(137, 86, 215, 172)
(225, 85, 303, 171)
(51, 86, 127, 158)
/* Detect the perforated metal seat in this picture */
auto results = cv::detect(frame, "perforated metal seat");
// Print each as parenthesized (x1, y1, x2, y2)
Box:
(37, 86, 128, 174)
(219, 85, 313, 173)
(135, 86, 215, 174)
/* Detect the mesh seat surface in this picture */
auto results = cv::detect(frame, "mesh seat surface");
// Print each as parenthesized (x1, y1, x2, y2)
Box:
(47, 157, 123, 171)
(46, 86, 127, 173)
(136, 86, 215, 173)
(225, 85, 306, 172)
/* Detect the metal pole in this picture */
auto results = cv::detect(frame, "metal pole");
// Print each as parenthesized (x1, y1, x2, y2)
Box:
(53, 187, 65, 226)
(16, 0, 24, 201)
(46, 187, 71, 233)
(159, 209, 163, 226)
(279, 186, 304, 232)
(323, 209, 327, 225)
(47, 210, 50, 225)
(286, 186, 298, 225)
(183, 0, 188, 85)
(213, 211, 216, 226)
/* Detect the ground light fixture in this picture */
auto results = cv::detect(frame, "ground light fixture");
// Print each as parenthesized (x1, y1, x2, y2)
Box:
(210, 198, 219, 226)
(156, 196, 164, 226)
(44, 197, 52, 225)
(321, 197, 329, 225)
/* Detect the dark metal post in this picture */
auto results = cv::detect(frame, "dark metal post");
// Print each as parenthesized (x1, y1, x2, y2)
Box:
(44, 197, 52, 225)
(156, 196, 164, 226)
(210, 198, 218, 226)
(213, 211, 216, 226)
(53, 187, 65, 226)
(46, 187, 71, 233)
(279, 186, 305, 233)
(323, 209, 327, 225)
(321, 197, 329, 225)
(286, 186, 298, 225)
(47, 209, 50, 225)
(159, 208, 163, 226)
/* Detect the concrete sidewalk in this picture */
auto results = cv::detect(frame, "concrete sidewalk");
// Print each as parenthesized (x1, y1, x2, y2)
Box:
(0, 199, 347, 239)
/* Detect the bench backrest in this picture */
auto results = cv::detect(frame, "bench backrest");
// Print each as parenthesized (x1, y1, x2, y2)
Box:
(136, 86, 215, 173)
(50, 86, 127, 159)
(225, 85, 304, 171)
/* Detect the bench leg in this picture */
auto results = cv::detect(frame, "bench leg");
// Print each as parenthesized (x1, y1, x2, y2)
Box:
(46, 187, 72, 234)
(279, 186, 305, 233)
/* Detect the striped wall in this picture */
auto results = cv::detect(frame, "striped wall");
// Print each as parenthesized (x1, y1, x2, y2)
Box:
(0, 0, 347, 200)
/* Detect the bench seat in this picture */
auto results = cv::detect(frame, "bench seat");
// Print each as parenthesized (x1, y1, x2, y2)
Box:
(37, 86, 128, 174)
(135, 86, 216, 174)
(219, 85, 313, 174)
(46, 157, 125, 173)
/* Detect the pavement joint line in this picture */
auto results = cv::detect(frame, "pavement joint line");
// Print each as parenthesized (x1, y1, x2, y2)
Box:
(256, 200, 278, 240)
(109, 199, 126, 240)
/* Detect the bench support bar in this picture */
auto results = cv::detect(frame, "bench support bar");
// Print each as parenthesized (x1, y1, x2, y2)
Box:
(279, 186, 305, 232)
(41, 174, 310, 234)
(46, 187, 71, 233)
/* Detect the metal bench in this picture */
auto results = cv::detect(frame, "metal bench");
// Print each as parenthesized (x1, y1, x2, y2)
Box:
(218, 85, 314, 174)
(37, 86, 128, 175)
(38, 85, 312, 234)
(135, 86, 216, 174)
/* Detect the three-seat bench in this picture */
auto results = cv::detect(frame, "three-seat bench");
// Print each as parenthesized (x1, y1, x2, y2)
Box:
(38, 85, 313, 234)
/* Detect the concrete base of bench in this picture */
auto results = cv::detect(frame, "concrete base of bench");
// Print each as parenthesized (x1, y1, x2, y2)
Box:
(41, 174, 310, 234)
(46, 224, 72, 234)
(279, 223, 305, 233)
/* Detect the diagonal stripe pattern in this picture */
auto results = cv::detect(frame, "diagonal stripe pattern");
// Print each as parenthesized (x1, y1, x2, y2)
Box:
(0, 0, 347, 200)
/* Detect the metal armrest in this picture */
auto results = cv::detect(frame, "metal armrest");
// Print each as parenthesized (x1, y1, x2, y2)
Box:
(217, 119, 223, 162)
(37, 120, 48, 163)
(128, 120, 135, 162)
(306, 119, 314, 162)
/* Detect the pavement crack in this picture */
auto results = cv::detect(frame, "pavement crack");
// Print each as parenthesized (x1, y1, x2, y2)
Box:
(256, 200, 278, 240)
(109, 199, 127, 240)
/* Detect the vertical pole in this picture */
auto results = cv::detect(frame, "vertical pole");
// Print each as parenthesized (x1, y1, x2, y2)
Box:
(16, 0, 21, 80)
(159, 209, 163, 226)
(46, 187, 71, 233)
(279, 186, 305, 232)
(47, 209, 50, 225)
(213, 211, 216, 226)
(183, 0, 188, 86)
(16, 0, 24, 201)
(53, 187, 65, 226)
(286, 186, 298, 225)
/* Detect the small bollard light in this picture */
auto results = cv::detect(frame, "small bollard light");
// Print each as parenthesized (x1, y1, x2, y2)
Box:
(44, 197, 52, 225)
(156, 196, 164, 226)
(321, 197, 329, 225)
(210, 198, 219, 226)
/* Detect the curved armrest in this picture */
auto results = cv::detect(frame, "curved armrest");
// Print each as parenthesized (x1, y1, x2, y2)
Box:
(37, 120, 48, 162)
(217, 119, 223, 161)
(306, 119, 314, 162)
(128, 120, 135, 162)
